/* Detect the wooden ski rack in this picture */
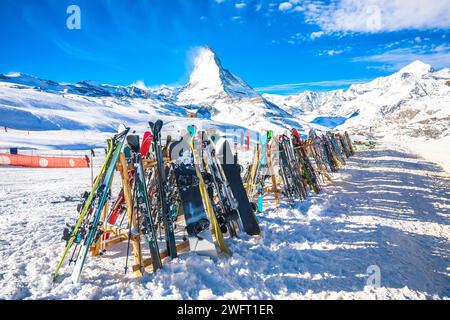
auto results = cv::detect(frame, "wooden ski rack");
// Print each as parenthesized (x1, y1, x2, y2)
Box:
(132, 240, 190, 273)
(89, 152, 189, 277)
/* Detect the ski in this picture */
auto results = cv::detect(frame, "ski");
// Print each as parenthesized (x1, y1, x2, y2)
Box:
(199, 131, 240, 237)
(257, 131, 268, 213)
(169, 134, 218, 258)
(187, 125, 231, 256)
(69, 126, 129, 283)
(127, 134, 163, 272)
(53, 135, 116, 281)
(149, 120, 177, 259)
(216, 138, 261, 236)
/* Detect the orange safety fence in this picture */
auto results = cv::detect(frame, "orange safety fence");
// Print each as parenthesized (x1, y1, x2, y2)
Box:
(0, 153, 90, 168)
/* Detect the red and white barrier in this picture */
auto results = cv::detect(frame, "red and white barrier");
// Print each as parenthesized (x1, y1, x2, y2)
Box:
(0, 153, 90, 168)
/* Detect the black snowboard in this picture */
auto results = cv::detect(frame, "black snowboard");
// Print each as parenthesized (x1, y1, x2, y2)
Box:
(168, 137, 217, 257)
(216, 139, 261, 236)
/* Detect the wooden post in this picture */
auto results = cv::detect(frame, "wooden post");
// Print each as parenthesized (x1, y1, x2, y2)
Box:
(118, 153, 144, 276)
(132, 241, 190, 273)
(90, 175, 113, 257)
(246, 144, 260, 199)
(266, 141, 279, 206)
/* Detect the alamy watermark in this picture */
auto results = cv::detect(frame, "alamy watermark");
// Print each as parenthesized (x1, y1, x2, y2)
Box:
(366, 264, 381, 288)
(66, 5, 81, 30)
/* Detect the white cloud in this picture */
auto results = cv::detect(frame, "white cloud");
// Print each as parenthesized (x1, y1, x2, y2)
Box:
(325, 49, 344, 56)
(310, 31, 324, 39)
(235, 2, 247, 9)
(353, 43, 450, 70)
(231, 16, 244, 23)
(131, 80, 148, 90)
(304, 0, 450, 33)
(319, 46, 351, 56)
(255, 3, 262, 11)
(279, 2, 293, 11)
(255, 78, 371, 93)
(215, 0, 226, 3)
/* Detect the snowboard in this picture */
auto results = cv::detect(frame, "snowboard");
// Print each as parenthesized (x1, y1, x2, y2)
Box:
(187, 125, 231, 256)
(199, 131, 240, 238)
(169, 137, 218, 258)
(215, 139, 261, 236)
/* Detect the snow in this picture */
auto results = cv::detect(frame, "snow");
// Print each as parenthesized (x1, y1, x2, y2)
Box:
(178, 46, 259, 103)
(383, 135, 450, 173)
(398, 60, 433, 77)
(2, 52, 445, 176)
(0, 48, 449, 299)
(263, 61, 450, 173)
(0, 145, 448, 299)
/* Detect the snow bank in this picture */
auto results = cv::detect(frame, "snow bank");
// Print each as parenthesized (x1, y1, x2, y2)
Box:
(0, 146, 448, 299)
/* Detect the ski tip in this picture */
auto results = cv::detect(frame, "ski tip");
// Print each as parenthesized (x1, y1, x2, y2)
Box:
(187, 125, 197, 137)
(126, 135, 140, 152)
(117, 124, 127, 133)
(154, 119, 163, 135)
(51, 273, 59, 282)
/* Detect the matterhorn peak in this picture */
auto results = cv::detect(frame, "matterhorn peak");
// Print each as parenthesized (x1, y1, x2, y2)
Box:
(177, 46, 259, 103)
(398, 60, 433, 78)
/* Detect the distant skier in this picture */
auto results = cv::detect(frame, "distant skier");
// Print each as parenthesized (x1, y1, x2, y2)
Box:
(4, 126, 7, 132)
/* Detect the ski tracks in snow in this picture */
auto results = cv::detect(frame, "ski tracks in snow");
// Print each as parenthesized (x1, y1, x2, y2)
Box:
(0, 147, 448, 299)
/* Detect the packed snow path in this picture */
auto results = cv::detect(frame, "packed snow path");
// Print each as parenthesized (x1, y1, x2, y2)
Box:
(0, 147, 448, 299)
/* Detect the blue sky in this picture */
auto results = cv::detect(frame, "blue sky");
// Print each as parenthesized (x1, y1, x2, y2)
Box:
(0, 0, 449, 94)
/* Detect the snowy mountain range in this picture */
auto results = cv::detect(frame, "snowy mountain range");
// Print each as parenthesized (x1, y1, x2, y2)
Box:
(0, 46, 448, 169)
(0, 47, 316, 135)
(264, 60, 450, 140)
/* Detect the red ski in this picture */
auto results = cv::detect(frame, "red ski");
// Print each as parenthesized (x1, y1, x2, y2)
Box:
(106, 131, 153, 230)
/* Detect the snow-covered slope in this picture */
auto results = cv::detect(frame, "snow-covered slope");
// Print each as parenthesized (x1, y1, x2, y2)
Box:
(263, 61, 450, 170)
(0, 72, 176, 101)
(264, 61, 450, 139)
(0, 47, 323, 142)
(178, 46, 259, 102)
(177, 46, 313, 132)
(1, 146, 448, 299)
(0, 53, 448, 169)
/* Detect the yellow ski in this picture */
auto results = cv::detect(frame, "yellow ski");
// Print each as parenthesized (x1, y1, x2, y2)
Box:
(187, 126, 231, 256)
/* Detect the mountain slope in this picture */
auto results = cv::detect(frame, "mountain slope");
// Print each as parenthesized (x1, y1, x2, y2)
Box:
(177, 46, 315, 132)
(263, 61, 450, 139)
(0, 53, 448, 171)
(0, 47, 325, 136)
(263, 60, 450, 170)
(178, 46, 259, 102)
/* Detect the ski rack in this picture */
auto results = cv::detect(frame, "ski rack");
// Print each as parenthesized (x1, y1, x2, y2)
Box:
(57, 128, 356, 281)
(304, 139, 333, 183)
(265, 138, 280, 207)
(244, 139, 279, 209)
(88, 152, 190, 277)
